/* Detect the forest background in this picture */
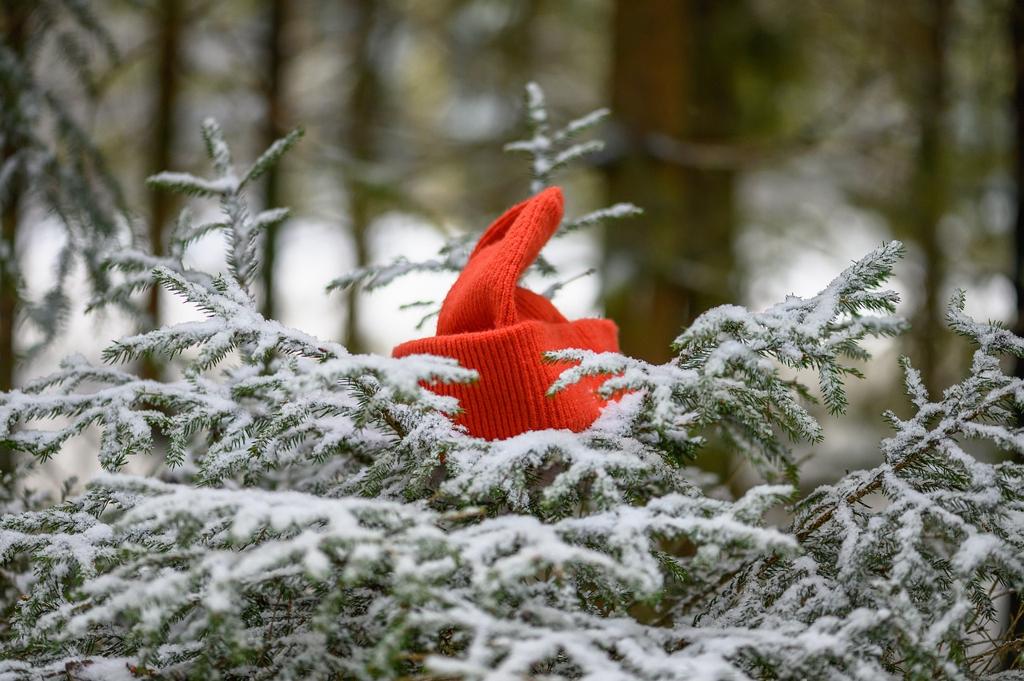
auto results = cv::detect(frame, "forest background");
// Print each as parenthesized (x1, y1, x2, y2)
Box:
(2, 0, 1021, 494)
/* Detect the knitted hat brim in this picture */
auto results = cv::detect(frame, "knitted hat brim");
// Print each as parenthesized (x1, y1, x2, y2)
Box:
(393, 317, 618, 440)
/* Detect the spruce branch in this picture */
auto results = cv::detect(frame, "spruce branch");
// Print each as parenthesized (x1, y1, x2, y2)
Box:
(327, 82, 640, 313)
(2, 102, 1022, 680)
(547, 242, 906, 480)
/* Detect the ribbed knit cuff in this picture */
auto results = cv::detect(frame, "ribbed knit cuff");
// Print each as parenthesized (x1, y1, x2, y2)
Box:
(393, 317, 618, 440)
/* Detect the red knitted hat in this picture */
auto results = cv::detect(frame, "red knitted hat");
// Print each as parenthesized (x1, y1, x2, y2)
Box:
(392, 187, 620, 440)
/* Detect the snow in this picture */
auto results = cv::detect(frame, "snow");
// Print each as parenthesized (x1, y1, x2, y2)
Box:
(3, 107, 1023, 681)
(952, 533, 1004, 574)
(4, 253, 1020, 678)
(148, 171, 237, 196)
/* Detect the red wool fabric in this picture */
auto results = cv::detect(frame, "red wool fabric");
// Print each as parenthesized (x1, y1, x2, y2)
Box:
(392, 187, 620, 440)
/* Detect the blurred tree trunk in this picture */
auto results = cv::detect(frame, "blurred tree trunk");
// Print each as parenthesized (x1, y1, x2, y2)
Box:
(1009, 0, 1024, 660)
(143, 0, 182, 380)
(605, 0, 747, 487)
(259, 0, 289, 320)
(340, 0, 387, 353)
(1013, 2, 1024, 340)
(604, 0, 739, 366)
(907, 0, 950, 392)
(0, 0, 28, 488)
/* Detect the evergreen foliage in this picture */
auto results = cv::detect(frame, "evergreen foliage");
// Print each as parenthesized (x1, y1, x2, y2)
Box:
(327, 82, 642, 328)
(0, 0, 130, 353)
(0, 88, 1021, 680)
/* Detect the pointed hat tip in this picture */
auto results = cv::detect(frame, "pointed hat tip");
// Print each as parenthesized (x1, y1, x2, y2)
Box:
(535, 185, 564, 206)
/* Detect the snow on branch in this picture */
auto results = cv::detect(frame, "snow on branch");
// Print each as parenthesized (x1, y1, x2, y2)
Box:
(2, 474, 792, 678)
(546, 241, 907, 480)
(0, 125, 477, 489)
(2, 111, 1022, 681)
(702, 296, 1024, 679)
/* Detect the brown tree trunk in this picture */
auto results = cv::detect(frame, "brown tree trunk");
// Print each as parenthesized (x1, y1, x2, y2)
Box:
(0, 0, 29, 488)
(605, 0, 745, 485)
(341, 0, 388, 353)
(1008, 0, 1024, 664)
(908, 0, 950, 392)
(142, 0, 182, 380)
(604, 0, 739, 366)
(260, 0, 289, 321)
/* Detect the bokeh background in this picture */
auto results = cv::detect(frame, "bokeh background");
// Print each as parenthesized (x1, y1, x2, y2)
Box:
(3, 0, 1023, 491)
